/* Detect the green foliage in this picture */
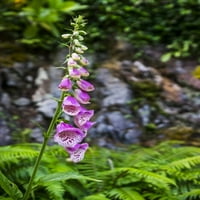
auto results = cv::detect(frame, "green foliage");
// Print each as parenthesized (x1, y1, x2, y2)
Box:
(0, 0, 86, 49)
(1, 141, 200, 199)
(0, 171, 23, 200)
(76, 0, 200, 59)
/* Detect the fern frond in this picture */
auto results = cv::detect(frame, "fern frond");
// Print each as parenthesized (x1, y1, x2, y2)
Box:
(164, 155, 200, 171)
(107, 187, 144, 200)
(179, 189, 200, 200)
(37, 172, 101, 184)
(0, 170, 23, 200)
(42, 181, 65, 200)
(0, 145, 38, 166)
(83, 193, 110, 200)
(100, 168, 175, 190)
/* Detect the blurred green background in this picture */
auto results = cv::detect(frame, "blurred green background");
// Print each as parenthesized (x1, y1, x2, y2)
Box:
(1, 0, 200, 61)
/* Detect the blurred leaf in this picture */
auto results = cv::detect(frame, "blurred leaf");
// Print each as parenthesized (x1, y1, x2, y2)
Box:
(192, 66, 200, 79)
(23, 24, 38, 38)
(161, 53, 172, 62)
(0, 170, 23, 200)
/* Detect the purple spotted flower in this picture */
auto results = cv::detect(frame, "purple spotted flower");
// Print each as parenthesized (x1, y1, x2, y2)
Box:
(66, 143, 89, 163)
(74, 108, 94, 127)
(58, 78, 72, 91)
(74, 89, 90, 104)
(78, 121, 96, 133)
(62, 96, 81, 116)
(54, 122, 85, 147)
(77, 79, 95, 92)
(78, 67, 89, 77)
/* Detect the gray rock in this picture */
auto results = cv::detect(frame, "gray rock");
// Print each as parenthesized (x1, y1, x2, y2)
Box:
(96, 68, 132, 107)
(138, 104, 151, 126)
(107, 111, 134, 131)
(124, 128, 141, 144)
(13, 97, 31, 106)
(31, 127, 43, 143)
(37, 99, 57, 118)
(0, 113, 12, 145)
(0, 93, 11, 108)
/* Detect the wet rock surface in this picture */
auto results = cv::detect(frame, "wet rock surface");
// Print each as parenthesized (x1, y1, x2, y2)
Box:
(0, 49, 200, 147)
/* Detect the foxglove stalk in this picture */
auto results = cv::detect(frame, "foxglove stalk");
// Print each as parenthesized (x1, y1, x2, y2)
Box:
(23, 16, 94, 200)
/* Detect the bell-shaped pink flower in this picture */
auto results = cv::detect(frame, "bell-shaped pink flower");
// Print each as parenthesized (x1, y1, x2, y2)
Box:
(68, 58, 77, 67)
(68, 68, 81, 79)
(78, 67, 89, 77)
(74, 89, 90, 104)
(62, 96, 81, 116)
(78, 121, 96, 133)
(74, 108, 94, 127)
(58, 78, 72, 91)
(54, 122, 85, 147)
(77, 79, 95, 92)
(66, 143, 89, 163)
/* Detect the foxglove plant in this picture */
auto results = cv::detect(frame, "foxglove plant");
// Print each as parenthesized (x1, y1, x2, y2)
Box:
(23, 16, 95, 200)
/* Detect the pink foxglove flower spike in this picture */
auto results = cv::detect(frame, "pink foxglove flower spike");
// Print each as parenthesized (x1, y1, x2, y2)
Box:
(54, 16, 95, 163)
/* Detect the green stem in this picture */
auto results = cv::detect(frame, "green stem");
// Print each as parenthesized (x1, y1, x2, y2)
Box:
(22, 92, 65, 200)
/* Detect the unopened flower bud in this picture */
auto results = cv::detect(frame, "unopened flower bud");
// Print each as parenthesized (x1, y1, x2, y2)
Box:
(68, 58, 77, 67)
(81, 45, 88, 51)
(79, 57, 89, 66)
(75, 47, 84, 54)
(74, 39, 81, 46)
(79, 30, 87, 35)
(73, 31, 79, 36)
(61, 34, 71, 39)
(78, 35, 84, 41)
(72, 53, 80, 61)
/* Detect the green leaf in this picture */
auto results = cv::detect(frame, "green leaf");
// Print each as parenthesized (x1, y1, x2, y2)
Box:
(192, 66, 200, 79)
(37, 172, 101, 184)
(161, 53, 172, 62)
(107, 187, 144, 200)
(0, 170, 23, 200)
(83, 193, 110, 200)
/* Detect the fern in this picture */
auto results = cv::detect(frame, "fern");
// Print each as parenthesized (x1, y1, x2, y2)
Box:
(83, 193, 110, 200)
(179, 189, 200, 200)
(107, 187, 144, 200)
(164, 156, 200, 171)
(0, 170, 23, 200)
(42, 181, 65, 200)
(0, 145, 38, 166)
